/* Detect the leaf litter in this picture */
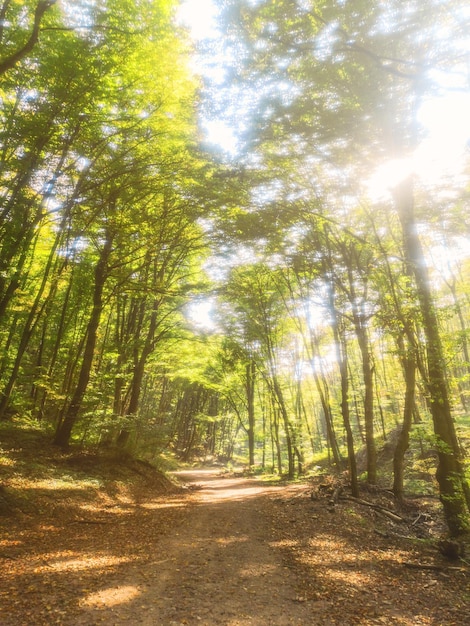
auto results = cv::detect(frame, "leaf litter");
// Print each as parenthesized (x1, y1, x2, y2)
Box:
(0, 430, 469, 625)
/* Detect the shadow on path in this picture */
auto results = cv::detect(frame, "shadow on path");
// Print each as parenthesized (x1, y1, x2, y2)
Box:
(70, 468, 312, 625)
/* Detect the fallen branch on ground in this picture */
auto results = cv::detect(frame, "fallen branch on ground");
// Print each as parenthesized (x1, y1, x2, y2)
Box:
(340, 495, 406, 523)
(402, 561, 467, 573)
(69, 519, 110, 525)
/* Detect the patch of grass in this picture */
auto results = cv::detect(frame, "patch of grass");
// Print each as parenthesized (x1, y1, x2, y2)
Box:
(153, 451, 181, 472)
(403, 478, 436, 495)
(344, 507, 369, 526)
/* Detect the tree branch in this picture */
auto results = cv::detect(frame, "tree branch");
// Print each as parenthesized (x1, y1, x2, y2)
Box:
(41, 25, 145, 36)
(0, 0, 12, 47)
(0, 0, 57, 76)
(309, 9, 423, 80)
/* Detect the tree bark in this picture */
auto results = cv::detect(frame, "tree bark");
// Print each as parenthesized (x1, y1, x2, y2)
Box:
(245, 359, 256, 467)
(311, 364, 343, 471)
(269, 372, 295, 479)
(0, 231, 64, 419)
(116, 296, 165, 448)
(393, 336, 417, 502)
(54, 234, 113, 448)
(394, 177, 470, 535)
(336, 323, 359, 497)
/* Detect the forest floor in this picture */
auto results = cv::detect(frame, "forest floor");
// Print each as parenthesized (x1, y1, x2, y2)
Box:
(1, 427, 470, 625)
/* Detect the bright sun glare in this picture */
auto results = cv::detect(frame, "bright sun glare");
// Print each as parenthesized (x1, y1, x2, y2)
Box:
(368, 94, 470, 199)
(180, 1, 470, 187)
(179, 0, 470, 328)
(178, 0, 218, 41)
(187, 298, 215, 331)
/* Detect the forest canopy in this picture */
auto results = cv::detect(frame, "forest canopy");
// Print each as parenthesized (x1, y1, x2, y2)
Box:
(0, 0, 470, 535)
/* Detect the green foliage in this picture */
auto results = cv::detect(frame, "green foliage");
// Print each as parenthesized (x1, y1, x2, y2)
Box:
(0, 0, 211, 443)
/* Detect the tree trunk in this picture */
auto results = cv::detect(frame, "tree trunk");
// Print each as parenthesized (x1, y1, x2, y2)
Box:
(339, 343, 359, 497)
(331, 306, 359, 497)
(0, 234, 64, 419)
(394, 177, 470, 535)
(311, 366, 343, 471)
(245, 359, 256, 467)
(54, 235, 113, 448)
(270, 373, 295, 479)
(34, 257, 75, 420)
(271, 404, 283, 475)
(393, 337, 417, 503)
(359, 331, 377, 484)
(116, 299, 162, 447)
(447, 277, 470, 411)
(351, 299, 377, 485)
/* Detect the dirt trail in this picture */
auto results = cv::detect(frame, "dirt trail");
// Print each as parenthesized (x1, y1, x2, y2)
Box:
(1, 469, 312, 625)
(74, 469, 312, 625)
(2, 466, 469, 625)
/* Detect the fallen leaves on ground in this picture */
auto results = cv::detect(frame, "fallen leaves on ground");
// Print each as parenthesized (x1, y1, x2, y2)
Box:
(1, 430, 469, 625)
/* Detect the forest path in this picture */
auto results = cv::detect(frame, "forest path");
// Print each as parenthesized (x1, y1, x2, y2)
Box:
(2, 462, 469, 625)
(74, 468, 313, 625)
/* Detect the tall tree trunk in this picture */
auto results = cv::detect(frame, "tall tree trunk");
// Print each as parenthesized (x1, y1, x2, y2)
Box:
(394, 177, 470, 535)
(311, 368, 343, 470)
(0, 235, 64, 418)
(54, 235, 113, 448)
(331, 304, 359, 497)
(116, 298, 162, 448)
(245, 359, 256, 467)
(34, 257, 75, 420)
(393, 336, 417, 502)
(447, 276, 470, 411)
(350, 293, 377, 485)
(308, 328, 343, 469)
(356, 324, 377, 484)
(270, 373, 295, 479)
(271, 402, 282, 475)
